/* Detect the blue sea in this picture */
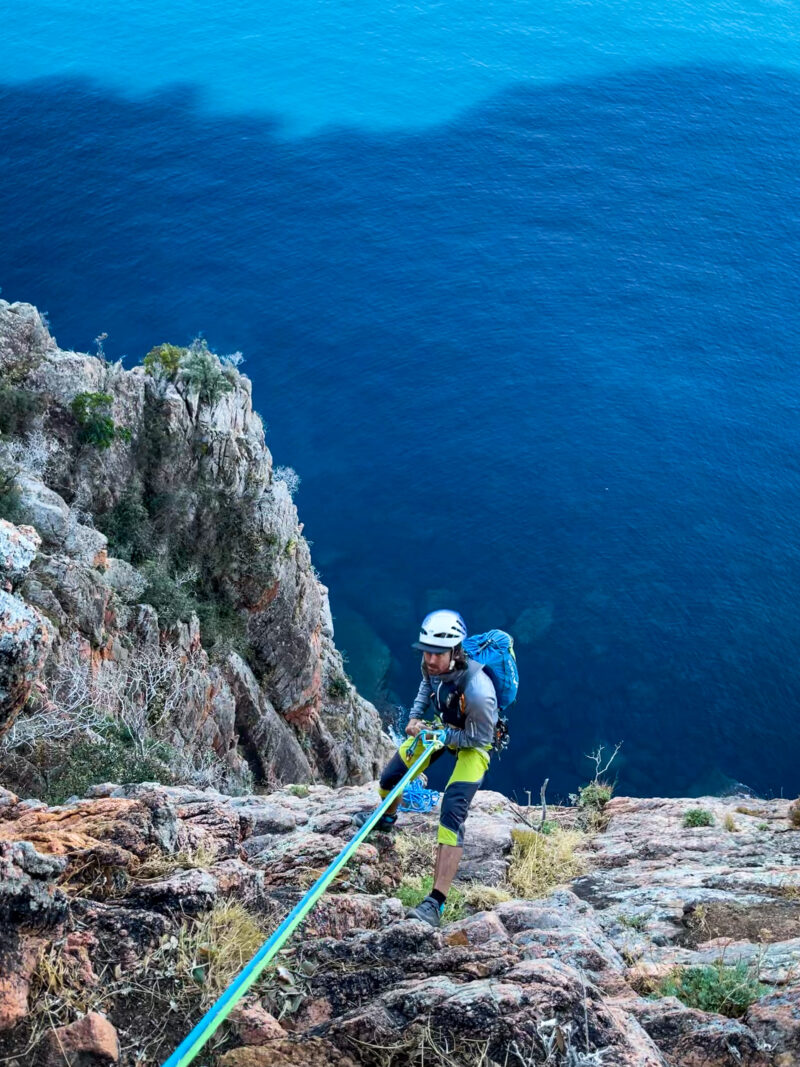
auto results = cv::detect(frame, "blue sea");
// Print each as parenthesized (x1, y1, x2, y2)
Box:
(2, 1, 800, 801)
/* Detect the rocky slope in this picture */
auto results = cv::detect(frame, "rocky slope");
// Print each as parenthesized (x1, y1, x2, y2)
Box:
(0, 300, 390, 798)
(0, 784, 798, 1066)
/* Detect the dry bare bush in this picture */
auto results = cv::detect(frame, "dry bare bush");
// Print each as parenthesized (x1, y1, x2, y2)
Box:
(1, 429, 62, 478)
(274, 465, 301, 498)
(2, 636, 234, 790)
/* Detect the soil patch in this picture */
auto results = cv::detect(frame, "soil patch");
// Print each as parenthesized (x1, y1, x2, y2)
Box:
(677, 899, 800, 948)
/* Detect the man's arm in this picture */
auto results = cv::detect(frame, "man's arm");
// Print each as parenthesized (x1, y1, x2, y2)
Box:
(443, 670, 498, 749)
(408, 677, 432, 722)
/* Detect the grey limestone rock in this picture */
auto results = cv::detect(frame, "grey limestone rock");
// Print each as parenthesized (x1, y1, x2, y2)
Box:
(0, 589, 54, 738)
(0, 520, 41, 588)
(101, 557, 147, 602)
(13, 475, 70, 547)
(0, 300, 54, 372)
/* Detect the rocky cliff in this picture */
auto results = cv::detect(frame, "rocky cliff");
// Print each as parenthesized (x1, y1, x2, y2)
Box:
(0, 300, 390, 800)
(0, 784, 798, 1066)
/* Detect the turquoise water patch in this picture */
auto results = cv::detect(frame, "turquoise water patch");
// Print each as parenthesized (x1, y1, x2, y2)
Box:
(3, 0, 800, 132)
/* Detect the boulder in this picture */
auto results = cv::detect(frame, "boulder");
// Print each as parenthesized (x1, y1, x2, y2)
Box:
(0, 520, 41, 588)
(44, 1011, 120, 1065)
(0, 589, 53, 736)
(0, 300, 53, 371)
(14, 475, 71, 546)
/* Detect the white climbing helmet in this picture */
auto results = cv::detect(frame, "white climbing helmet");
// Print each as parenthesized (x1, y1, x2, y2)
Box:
(412, 609, 468, 653)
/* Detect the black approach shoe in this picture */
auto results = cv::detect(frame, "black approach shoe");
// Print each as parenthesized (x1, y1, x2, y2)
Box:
(406, 895, 443, 928)
(352, 809, 397, 833)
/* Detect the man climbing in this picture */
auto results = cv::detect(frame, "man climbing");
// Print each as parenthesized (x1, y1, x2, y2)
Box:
(354, 610, 498, 928)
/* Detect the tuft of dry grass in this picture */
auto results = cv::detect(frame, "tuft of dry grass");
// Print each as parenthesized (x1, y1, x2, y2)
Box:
(167, 901, 268, 1003)
(506, 827, 587, 899)
(461, 883, 513, 911)
(723, 814, 739, 833)
(345, 1018, 499, 1067)
(134, 842, 219, 881)
(773, 880, 800, 901)
(788, 799, 800, 828)
(394, 828, 437, 877)
(29, 941, 104, 1023)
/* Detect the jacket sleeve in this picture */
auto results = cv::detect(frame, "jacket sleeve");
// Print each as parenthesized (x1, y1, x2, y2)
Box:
(409, 677, 432, 721)
(443, 670, 498, 749)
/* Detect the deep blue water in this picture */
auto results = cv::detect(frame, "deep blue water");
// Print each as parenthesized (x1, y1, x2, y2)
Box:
(2, 48, 800, 800)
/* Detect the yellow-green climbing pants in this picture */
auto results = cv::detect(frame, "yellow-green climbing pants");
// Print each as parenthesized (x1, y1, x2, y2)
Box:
(378, 735, 490, 846)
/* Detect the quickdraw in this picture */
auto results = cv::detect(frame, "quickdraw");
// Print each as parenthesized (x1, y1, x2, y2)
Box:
(494, 715, 510, 753)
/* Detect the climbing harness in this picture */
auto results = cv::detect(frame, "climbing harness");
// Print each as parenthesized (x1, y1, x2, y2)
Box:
(160, 729, 446, 1067)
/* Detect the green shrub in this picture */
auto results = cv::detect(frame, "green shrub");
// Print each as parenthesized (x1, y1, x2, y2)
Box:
(327, 675, 349, 700)
(96, 485, 152, 562)
(0, 385, 43, 436)
(43, 722, 175, 805)
(140, 559, 199, 628)
(684, 808, 715, 828)
(143, 343, 186, 379)
(0, 466, 22, 522)
(577, 781, 614, 815)
(179, 341, 234, 407)
(287, 784, 310, 798)
(617, 912, 649, 932)
(194, 599, 250, 658)
(396, 875, 466, 923)
(655, 962, 767, 1018)
(71, 392, 129, 449)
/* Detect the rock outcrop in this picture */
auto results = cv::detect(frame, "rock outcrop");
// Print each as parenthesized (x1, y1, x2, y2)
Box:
(0, 784, 797, 1066)
(0, 300, 390, 796)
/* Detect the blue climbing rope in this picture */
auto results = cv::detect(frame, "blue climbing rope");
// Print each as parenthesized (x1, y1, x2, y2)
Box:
(160, 729, 446, 1067)
(399, 776, 440, 812)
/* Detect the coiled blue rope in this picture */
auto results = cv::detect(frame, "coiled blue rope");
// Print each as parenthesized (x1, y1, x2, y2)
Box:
(399, 776, 440, 812)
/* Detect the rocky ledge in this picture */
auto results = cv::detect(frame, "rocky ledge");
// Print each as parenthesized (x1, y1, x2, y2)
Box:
(0, 783, 797, 1066)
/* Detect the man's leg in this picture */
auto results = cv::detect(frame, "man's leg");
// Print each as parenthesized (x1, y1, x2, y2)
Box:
(432, 842, 463, 897)
(434, 747, 488, 894)
(407, 747, 488, 926)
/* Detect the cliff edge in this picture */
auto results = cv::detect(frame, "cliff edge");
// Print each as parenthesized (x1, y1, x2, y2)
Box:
(0, 300, 391, 799)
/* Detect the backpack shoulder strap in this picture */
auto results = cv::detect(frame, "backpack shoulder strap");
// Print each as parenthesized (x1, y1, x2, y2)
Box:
(456, 658, 485, 692)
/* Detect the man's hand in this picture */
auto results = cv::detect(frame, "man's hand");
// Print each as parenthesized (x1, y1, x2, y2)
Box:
(405, 718, 424, 737)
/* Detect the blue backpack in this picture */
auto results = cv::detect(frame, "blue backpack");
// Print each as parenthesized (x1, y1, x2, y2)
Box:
(462, 630, 519, 712)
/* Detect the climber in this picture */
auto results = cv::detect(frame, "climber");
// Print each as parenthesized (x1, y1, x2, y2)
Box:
(353, 610, 498, 928)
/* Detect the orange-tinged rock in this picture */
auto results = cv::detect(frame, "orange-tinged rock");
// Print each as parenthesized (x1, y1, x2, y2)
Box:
(63, 930, 100, 987)
(229, 1002, 286, 1045)
(44, 1011, 119, 1065)
(444, 910, 509, 948)
(0, 798, 152, 865)
(219, 1039, 354, 1067)
(0, 936, 44, 1032)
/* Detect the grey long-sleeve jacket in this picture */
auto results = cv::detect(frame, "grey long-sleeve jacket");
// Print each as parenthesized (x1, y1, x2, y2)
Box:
(409, 661, 498, 750)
